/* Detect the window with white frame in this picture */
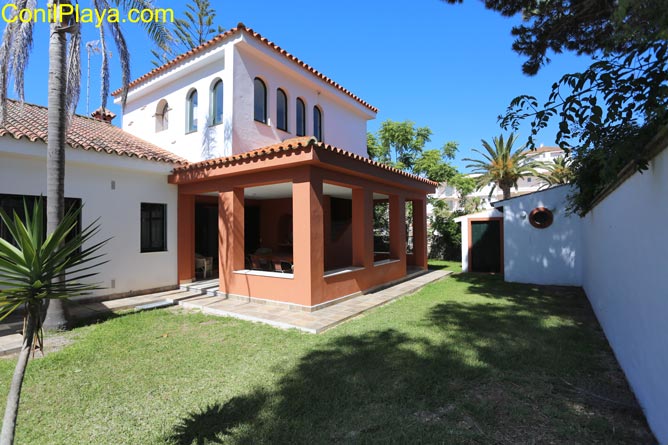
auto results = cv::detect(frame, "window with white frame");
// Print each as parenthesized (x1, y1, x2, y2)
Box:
(155, 99, 169, 132)
(186, 89, 198, 133)
(211, 79, 223, 126)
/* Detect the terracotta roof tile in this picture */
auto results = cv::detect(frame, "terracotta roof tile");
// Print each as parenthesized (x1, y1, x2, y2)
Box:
(112, 23, 378, 113)
(0, 100, 186, 164)
(174, 136, 438, 186)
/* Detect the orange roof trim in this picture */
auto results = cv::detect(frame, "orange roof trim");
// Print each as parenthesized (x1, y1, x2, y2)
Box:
(112, 23, 378, 113)
(0, 100, 187, 164)
(174, 136, 438, 186)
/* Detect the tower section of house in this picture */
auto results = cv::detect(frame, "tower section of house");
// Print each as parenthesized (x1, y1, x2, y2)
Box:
(115, 24, 377, 162)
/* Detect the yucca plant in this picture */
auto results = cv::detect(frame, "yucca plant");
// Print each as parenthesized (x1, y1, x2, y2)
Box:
(0, 199, 107, 445)
(464, 133, 544, 200)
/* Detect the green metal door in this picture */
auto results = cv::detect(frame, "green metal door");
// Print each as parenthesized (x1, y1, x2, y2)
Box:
(470, 220, 501, 273)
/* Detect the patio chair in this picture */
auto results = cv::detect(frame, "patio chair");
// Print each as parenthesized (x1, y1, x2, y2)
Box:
(249, 254, 273, 271)
(195, 254, 213, 278)
(273, 260, 293, 273)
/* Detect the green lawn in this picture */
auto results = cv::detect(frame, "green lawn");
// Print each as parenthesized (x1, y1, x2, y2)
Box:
(0, 266, 653, 444)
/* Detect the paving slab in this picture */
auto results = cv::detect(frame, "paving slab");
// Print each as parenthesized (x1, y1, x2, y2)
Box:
(178, 269, 451, 334)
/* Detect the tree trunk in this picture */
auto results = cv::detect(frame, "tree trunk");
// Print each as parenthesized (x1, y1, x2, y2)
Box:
(0, 310, 36, 445)
(501, 185, 511, 200)
(43, 19, 69, 332)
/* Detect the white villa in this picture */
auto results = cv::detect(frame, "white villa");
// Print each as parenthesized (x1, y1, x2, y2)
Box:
(0, 22, 667, 443)
(0, 23, 434, 311)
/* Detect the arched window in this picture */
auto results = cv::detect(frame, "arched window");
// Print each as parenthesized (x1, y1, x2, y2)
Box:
(211, 79, 223, 125)
(313, 105, 323, 141)
(254, 78, 267, 123)
(276, 88, 288, 131)
(155, 99, 169, 132)
(186, 89, 198, 133)
(296, 98, 305, 136)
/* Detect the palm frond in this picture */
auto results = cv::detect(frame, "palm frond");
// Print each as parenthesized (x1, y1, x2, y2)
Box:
(464, 133, 542, 199)
(113, 0, 170, 47)
(65, 27, 82, 126)
(0, 6, 20, 123)
(105, 19, 130, 108)
(9, 0, 35, 104)
(95, 0, 130, 108)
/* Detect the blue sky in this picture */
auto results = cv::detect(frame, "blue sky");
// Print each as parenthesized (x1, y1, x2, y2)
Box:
(9, 0, 592, 170)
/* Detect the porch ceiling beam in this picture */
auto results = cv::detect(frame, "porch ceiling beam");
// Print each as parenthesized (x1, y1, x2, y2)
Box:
(319, 169, 430, 201)
(176, 166, 311, 195)
(168, 150, 315, 185)
(169, 142, 436, 196)
(312, 148, 436, 194)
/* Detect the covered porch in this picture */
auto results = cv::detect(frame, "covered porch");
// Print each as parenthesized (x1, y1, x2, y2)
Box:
(169, 137, 436, 310)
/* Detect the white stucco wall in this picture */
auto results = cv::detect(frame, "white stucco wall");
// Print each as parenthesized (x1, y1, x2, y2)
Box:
(119, 32, 375, 162)
(499, 185, 583, 286)
(119, 37, 234, 162)
(581, 143, 668, 442)
(454, 208, 503, 272)
(0, 137, 178, 297)
(231, 37, 373, 156)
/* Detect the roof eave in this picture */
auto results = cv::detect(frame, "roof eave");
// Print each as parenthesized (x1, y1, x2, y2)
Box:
(112, 23, 378, 113)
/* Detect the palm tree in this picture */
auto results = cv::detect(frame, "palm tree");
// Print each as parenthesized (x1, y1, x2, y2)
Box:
(0, 0, 168, 330)
(0, 200, 108, 445)
(151, 0, 224, 67)
(538, 156, 574, 188)
(464, 133, 543, 200)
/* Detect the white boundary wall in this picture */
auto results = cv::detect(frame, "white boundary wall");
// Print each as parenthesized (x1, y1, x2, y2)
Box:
(581, 139, 668, 442)
(0, 137, 179, 298)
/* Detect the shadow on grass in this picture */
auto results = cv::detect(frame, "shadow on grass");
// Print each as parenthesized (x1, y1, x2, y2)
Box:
(67, 302, 124, 330)
(168, 391, 268, 445)
(165, 275, 655, 444)
(427, 261, 457, 272)
(450, 272, 594, 320)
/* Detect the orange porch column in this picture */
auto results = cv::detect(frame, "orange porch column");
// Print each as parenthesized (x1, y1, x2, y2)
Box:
(352, 188, 374, 268)
(292, 169, 324, 306)
(389, 195, 406, 261)
(177, 193, 195, 283)
(219, 188, 245, 294)
(412, 199, 428, 269)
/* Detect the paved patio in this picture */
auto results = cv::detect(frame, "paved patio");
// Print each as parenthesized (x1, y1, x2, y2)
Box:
(1, 269, 451, 355)
(179, 269, 451, 333)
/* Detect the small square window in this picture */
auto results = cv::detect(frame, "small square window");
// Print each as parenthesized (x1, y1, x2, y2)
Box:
(141, 203, 167, 252)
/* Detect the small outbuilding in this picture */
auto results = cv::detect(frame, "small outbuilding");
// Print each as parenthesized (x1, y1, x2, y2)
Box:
(456, 185, 583, 285)
(454, 208, 504, 274)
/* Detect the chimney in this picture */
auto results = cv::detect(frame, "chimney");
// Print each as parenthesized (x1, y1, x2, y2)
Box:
(91, 106, 116, 123)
